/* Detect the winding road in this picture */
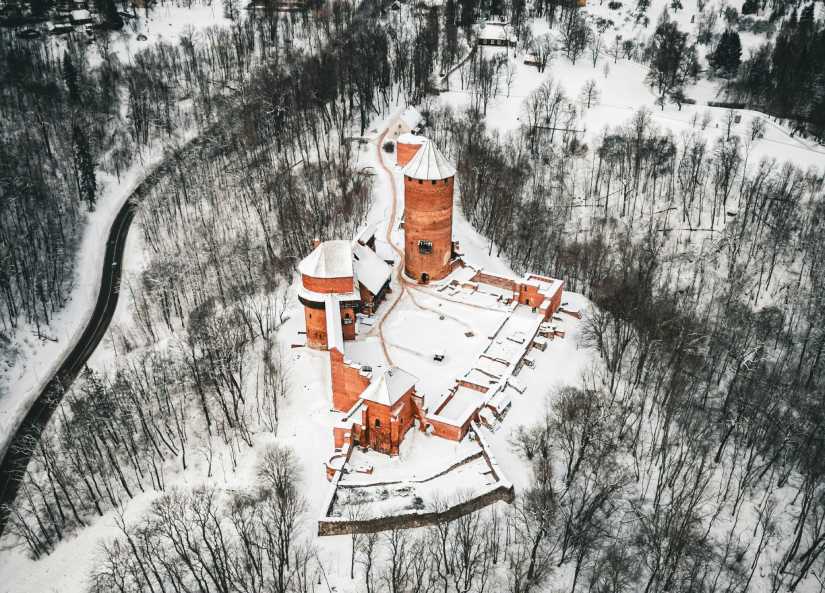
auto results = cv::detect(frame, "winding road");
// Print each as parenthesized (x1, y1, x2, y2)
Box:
(0, 198, 136, 535)
(0, 137, 204, 536)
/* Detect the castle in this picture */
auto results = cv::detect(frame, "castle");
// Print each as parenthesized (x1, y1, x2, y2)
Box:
(297, 130, 565, 479)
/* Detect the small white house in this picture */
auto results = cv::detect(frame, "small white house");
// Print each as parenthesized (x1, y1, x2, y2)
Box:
(477, 22, 516, 47)
(70, 8, 92, 23)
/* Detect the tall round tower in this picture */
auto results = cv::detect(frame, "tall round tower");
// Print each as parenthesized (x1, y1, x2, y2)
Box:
(402, 141, 457, 282)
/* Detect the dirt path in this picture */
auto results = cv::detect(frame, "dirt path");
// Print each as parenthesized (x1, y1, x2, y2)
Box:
(372, 128, 406, 366)
(369, 128, 498, 360)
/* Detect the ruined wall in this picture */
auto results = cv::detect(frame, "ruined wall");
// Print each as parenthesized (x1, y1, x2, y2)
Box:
(404, 176, 454, 281)
(456, 380, 490, 394)
(516, 282, 544, 309)
(470, 272, 517, 292)
(426, 413, 474, 441)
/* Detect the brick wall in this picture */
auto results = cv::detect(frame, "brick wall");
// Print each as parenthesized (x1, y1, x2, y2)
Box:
(404, 176, 454, 281)
(330, 349, 371, 411)
(302, 274, 354, 294)
(456, 380, 489, 394)
(362, 391, 415, 456)
(516, 282, 544, 308)
(470, 271, 517, 292)
(341, 305, 357, 341)
(426, 413, 475, 441)
(304, 305, 328, 350)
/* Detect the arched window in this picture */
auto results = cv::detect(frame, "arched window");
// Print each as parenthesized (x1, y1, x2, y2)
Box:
(374, 419, 381, 428)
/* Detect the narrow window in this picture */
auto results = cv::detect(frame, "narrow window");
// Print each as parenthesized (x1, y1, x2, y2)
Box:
(375, 419, 381, 428)
(418, 240, 433, 255)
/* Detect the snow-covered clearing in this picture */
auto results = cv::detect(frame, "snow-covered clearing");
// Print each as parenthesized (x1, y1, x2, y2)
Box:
(439, 24, 825, 171)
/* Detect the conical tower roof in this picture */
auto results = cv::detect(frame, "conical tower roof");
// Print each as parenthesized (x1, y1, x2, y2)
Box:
(402, 140, 456, 181)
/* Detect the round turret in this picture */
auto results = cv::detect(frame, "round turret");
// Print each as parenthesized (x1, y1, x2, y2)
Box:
(402, 141, 456, 282)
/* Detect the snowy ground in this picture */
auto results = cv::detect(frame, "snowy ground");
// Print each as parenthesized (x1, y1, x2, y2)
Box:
(440, 12, 825, 171)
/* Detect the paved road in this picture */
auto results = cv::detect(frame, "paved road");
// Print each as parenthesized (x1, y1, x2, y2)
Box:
(0, 195, 136, 535)
(0, 133, 205, 536)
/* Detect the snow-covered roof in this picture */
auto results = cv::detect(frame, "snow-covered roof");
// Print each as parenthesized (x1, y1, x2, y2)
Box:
(478, 22, 513, 41)
(397, 132, 427, 145)
(524, 274, 563, 297)
(298, 240, 353, 279)
(352, 242, 392, 295)
(356, 223, 377, 245)
(399, 106, 423, 129)
(70, 8, 90, 20)
(402, 140, 456, 180)
(360, 367, 417, 407)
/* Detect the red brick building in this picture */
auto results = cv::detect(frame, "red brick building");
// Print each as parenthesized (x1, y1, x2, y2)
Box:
(333, 367, 425, 457)
(402, 140, 458, 282)
(298, 239, 392, 350)
(312, 133, 571, 482)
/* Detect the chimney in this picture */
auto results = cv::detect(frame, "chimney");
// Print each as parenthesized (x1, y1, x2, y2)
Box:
(312, 237, 321, 249)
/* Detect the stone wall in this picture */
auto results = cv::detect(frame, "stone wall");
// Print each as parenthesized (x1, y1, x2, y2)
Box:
(317, 484, 514, 536)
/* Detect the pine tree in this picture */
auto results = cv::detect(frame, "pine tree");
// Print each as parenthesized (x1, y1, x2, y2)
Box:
(709, 29, 742, 77)
(62, 51, 79, 104)
(742, 0, 758, 15)
(444, 0, 459, 72)
(73, 124, 97, 209)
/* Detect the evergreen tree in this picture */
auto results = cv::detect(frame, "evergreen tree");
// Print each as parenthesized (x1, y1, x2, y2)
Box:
(709, 29, 742, 77)
(645, 13, 698, 106)
(742, 0, 758, 14)
(459, 0, 474, 31)
(62, 51, 79, 104)
(72, 124, 97, 209)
